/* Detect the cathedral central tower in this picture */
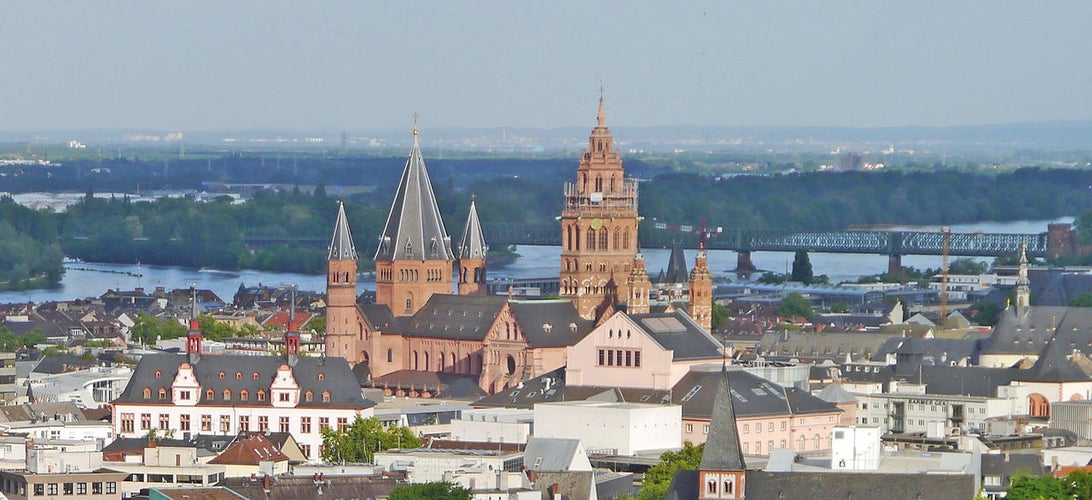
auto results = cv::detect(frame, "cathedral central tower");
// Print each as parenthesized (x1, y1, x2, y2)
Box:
(559, 95, 640, 320)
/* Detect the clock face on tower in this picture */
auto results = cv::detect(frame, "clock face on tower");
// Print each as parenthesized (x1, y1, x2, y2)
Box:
(590, 218, 603, 230)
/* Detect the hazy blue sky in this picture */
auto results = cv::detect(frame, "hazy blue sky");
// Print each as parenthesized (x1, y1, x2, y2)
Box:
(2, 2, 1089, 131)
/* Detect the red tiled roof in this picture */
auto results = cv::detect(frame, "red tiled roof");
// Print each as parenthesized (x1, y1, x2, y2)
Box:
(209, 434, 289, 466)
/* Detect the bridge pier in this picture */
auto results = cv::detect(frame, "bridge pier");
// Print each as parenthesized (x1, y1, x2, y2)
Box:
(736, 251, 757, 273)
(1048, 223, 1074, 259)
(887, 255, 903, 276)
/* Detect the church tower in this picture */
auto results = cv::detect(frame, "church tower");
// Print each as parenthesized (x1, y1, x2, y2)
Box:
(559, 93, 640, 320)
(374, 122, 455, 316)
(1016, 242, 1030, 316)
(458, 198, 488, 296)
(698, 367, 747, 499)
(325, 201, 359, 360)
(689, 235, 714, 332)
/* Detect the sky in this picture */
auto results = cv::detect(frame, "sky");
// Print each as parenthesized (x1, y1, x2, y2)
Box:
(2, 2, 1090, 132)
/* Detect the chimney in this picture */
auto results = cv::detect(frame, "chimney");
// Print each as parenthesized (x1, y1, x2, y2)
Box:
(263, 474, 271, 494)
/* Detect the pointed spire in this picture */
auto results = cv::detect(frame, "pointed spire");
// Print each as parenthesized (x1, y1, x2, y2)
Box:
(700, 367, 746, 471)
(374, 121, 453, 262)
(459, 197, 488, 260)
(1016, 242, 1031, 313)
(597, 83, 606, 127)
(328, 201, 358, 261)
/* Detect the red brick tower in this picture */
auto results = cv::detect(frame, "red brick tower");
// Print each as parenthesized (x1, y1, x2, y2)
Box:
(625, 252, 652, 315)
(457, 198, 488, 296)
(325, 201, 359, 360)
(374, 122, 455, 316)
(559, 93, 640, 320)
(689, 235, 714, 332)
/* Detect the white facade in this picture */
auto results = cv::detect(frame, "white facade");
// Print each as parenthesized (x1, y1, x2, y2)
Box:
(831, 426, 881, 471)
(533, 401, 681, 456)
(450, 409, 534, 444)
(0, 420, 114, 444)
(374, 449, 524, 484)
(852, 388, 1028, 435)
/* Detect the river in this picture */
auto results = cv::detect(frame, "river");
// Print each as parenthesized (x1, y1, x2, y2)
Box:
(0, 217, 1072, 304)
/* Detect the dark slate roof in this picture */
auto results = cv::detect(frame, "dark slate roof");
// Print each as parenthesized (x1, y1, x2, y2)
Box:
(1031, 270, 1092, 307)
(473, 369, 670, 409)
(872, 336, 979, 366)
(981, 306, 1092, 356)
(328, 201, 358, 261)
(220, 475, 401, 500)
(630, 310, 723, 361)
(668, 469, 976, 499)
(531, 471, 595, 500)
(673, 367, 839, 421)
(33, 355, 94, 374)
(839, 362, 1020, 398)
(698, 368, 745, 471)
(369, 369, 480, 395)
(509, 300, 594, 348)
(457, 199, 488, 260)
(660, 243, 689, 284)
(359, 304, 397, 331)
(1019, 335, 1092, 383)
(374, 130, 453, 262)
(759, 331, 897, 362)
(524, 438, 583, 472)
(402, 295, 507, 340)
(115, 353, 373, 409)
(981, 453, 1045, 479)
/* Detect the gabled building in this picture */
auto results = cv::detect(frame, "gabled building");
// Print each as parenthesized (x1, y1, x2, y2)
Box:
(112, 299, 374, 462)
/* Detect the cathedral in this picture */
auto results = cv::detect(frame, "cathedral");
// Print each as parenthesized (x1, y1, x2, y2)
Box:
(324, 97, 712, 394)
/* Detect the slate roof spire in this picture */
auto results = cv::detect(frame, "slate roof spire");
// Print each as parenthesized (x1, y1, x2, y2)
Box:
(458, 196, 488, 260)
(1016, 242, 1031, 314)
(699, 366, 746, 471)
(328, 201, 358, 261)
(663, 243, 689, 283)
(375, 121, 453, 261)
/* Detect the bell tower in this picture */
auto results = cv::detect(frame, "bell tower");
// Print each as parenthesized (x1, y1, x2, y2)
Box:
(689, 228, 714, 332)
(458, 197, 489, 296)
(559, 91, 640, 320)
(374, 120, 455, 316)
(325, 201, 359, 360)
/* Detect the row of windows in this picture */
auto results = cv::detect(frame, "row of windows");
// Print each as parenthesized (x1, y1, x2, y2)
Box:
(147, 387, 316, 403)
(563, 226, 632, 252)
(28, 481, 116, 495)
(121, 413, 346, 435)
(597, 349, 641, 367)
(862, 402, 986, 414)
(742, 421, 786, 433)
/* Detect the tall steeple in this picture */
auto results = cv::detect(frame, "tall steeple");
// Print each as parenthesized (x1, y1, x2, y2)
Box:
(325, 201, 359, 361)
(186, 285, 202, 364)
(458, 197, 488, 296)
(698, 367, 747, 499)
(1016, 242, 1030, 315)
(689, 229, 714, 332)
(560, 92, 641, 320)
(374, 121, 454, 316)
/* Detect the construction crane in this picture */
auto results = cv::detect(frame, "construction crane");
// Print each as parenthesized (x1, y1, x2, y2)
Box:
(940, 226, 950, 325)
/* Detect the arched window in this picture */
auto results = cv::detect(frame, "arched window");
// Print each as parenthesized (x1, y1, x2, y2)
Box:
(252, 372, 259, 380)
(587, 229, 596, 250)
(613, 229, 621, 250)
(439, 352, 446, 372)
(222, 389, 231, 401)
(235, 371, 242, 380)
(321, 391, 331, 403)
(206, 389, 214, 400)
(599, 229, 608, 250)
(304, 391, 313, 402)
(451, 353, 457, 372)
(218, 371, 225, 379)
(567, 225, 573, 250)
(424, 352, 430, 371)
(623, 228, 630, 249)
(257, 390, 266, 402)
(317, 373, 325, 381)
(240, 390, 249, 401)
(143, 387, 151, 399)
(413, 351, 419, 370)
(154, 370, 161, 378)
(158, 388, 167, 400)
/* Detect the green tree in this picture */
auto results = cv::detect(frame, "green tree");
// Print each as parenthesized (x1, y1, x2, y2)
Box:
(129, 313, 186, 345)
(757, 272, 787, 284)
(972, 301, 1001, 326)
(1006, 473, 1068, 500)
(830, 301, 849, 313)
(947, 258, 989, 275)
(790, 250, 813, 284)
(624, 442, 704, 500)
(304, 315, 326, 334)
(778, 292, 813, 319)
(0, 328, 47, 351)
(1069, 293, 1092, 308)
(389, 482, 471, 500)
(711, 304, 730, 330)
(320, 417, 421, 464)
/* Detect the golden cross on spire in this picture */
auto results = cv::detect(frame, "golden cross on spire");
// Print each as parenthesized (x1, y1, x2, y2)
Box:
(412, 113, 419, 136)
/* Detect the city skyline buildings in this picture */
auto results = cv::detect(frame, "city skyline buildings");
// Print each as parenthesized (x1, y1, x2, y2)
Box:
(1, 2, 1090, 133)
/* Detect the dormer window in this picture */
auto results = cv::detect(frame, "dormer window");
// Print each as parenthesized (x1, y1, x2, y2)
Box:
(240, 390, 249, 401)
(321, 391, 331, 403)
(257, 390, 266, 402)
(143, 387, 151, 399)
(235, 371, 242, 380)
(317, 373, 325, 382)
(219, 371, 225, 379)
(223, 389, 231, 401)
(206, 389, 214, 400)
(252, 372, 259, 380)
(154, 370, 161, 378)
(158, 388, 167, 400)
(304, 391, 313, 402)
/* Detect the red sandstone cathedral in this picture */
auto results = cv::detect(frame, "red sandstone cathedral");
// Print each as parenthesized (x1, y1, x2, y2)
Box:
(324, 97, 712, 394)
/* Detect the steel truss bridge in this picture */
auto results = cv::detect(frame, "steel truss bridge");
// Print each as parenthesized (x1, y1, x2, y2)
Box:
(478, 223, 1050, 259)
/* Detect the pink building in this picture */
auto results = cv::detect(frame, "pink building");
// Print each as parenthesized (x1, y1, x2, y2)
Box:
(672, 366, 843, 457)
(566, 310, 723, 390)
